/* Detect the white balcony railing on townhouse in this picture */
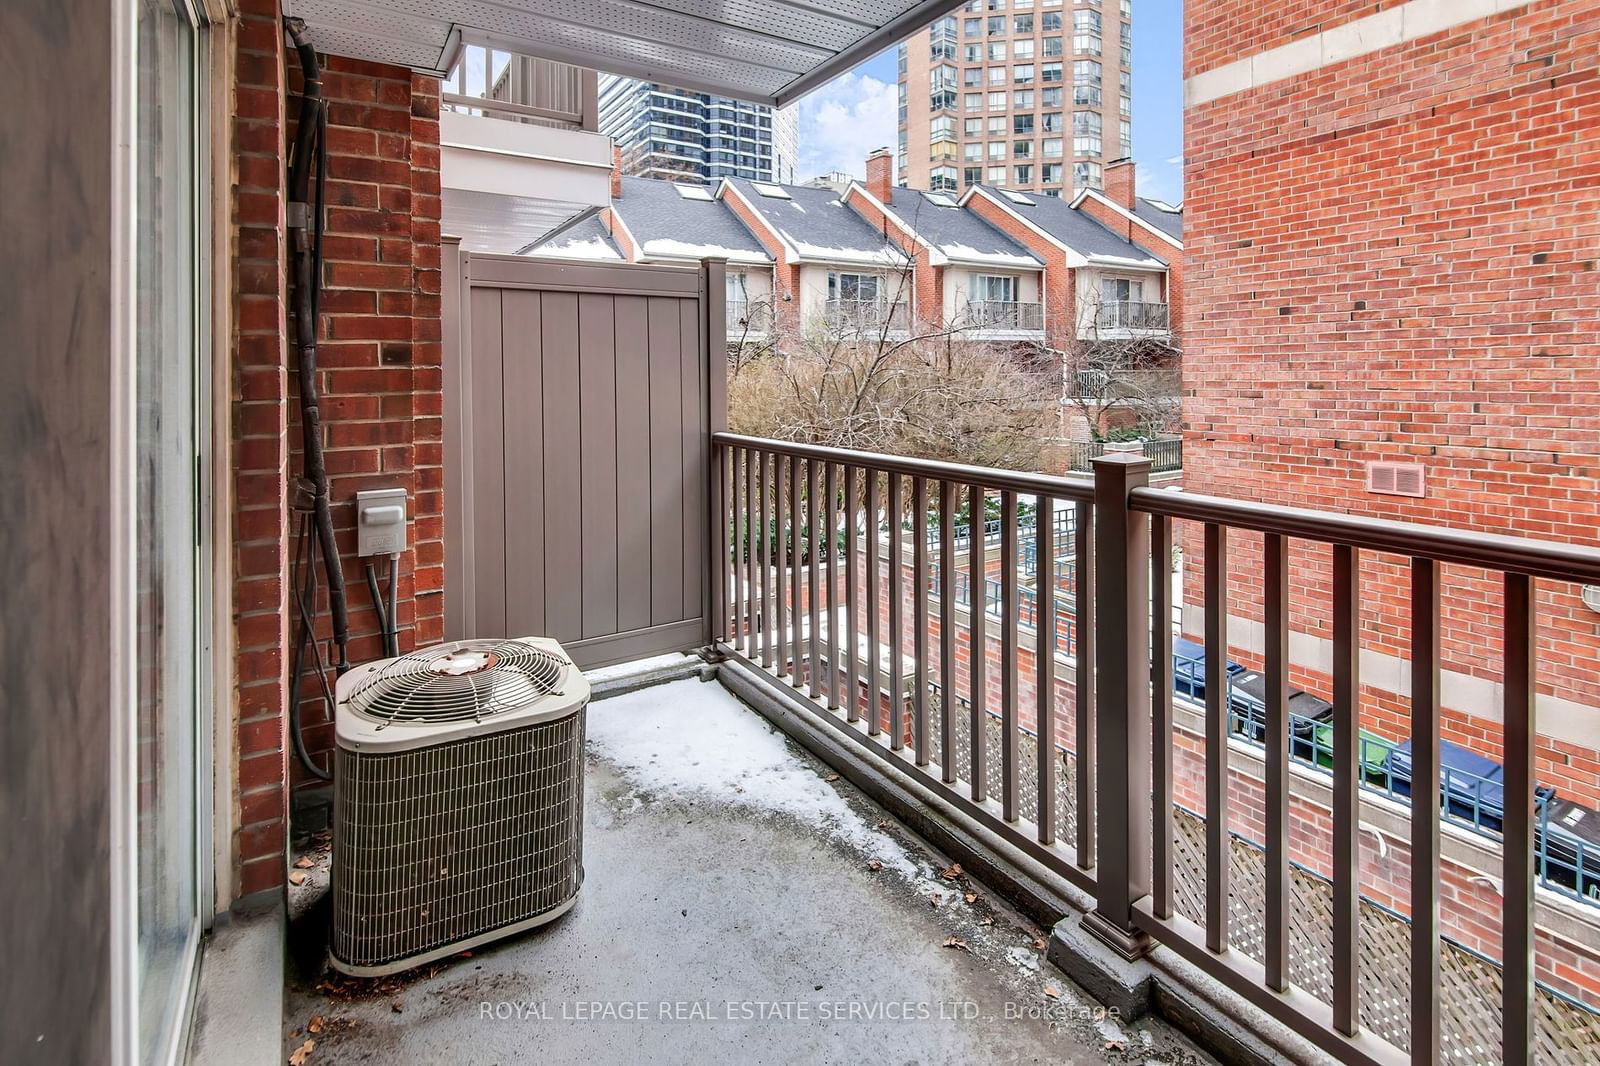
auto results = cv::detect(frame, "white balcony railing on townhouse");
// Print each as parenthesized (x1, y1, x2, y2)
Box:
(726, 299, 772, 337)
(443, 45, 598, 131)
(964, 300, 1044, 332)
(824, 299, 909, 335)
(1094, 300, 1169, 332)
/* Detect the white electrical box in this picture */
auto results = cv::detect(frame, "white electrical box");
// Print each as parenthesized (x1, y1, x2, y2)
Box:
(355, 488, 407, 557)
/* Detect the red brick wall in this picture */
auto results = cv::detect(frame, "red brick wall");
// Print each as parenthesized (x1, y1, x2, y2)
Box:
(602, 207, 638, 261)
(285, 58, 445, 787)
(1103, 160, 1136, 212)
(231, 0, 294, 901)
(1182, 0, 1600, 766)
(1184, 0, 1411, 76)
(229, 0, 444, 898)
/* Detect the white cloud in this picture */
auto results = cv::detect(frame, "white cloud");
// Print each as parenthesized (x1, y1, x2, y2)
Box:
(792, 71, 898, 183)
(1137, 158, 1185, 206)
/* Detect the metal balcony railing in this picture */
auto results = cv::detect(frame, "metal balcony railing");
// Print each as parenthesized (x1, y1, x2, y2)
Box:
(823, 299, 909, 334)
(706, 432, 1600, 1066)
(1060, 437, 1182, 473)
(1094, 301, 1169, 331)
(443, 45, 598, 131)
(726, 299, 771, 336)
(964, 300, 1044, 331)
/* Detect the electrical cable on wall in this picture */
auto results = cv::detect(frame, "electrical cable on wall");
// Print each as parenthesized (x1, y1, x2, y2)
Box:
(284, 18, 346, 780)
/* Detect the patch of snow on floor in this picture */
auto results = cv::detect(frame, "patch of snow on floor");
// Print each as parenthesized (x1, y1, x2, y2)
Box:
(1004, 944, 1042, 973)
(583, 652, 696, 685)
(588, 679, 923, 878)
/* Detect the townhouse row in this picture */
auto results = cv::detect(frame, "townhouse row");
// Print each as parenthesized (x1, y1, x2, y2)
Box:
(532, 150, 1183, 354)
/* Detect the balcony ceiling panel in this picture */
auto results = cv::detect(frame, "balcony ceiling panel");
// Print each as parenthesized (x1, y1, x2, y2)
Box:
(283, 0, 970, 105)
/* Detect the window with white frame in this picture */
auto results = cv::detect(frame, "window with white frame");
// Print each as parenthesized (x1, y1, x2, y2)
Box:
(829, 272, 882, 302)
(973, 274, 1017, 303)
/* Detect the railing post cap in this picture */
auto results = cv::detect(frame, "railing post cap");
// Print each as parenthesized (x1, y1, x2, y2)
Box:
(1091, 452, 1154, 471)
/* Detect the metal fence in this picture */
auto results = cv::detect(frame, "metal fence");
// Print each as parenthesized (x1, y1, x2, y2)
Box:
(709, 432, 1600, 1066)
(1061, 437, 1182, 474)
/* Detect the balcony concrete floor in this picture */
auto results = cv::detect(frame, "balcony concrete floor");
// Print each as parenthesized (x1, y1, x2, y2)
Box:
(284, 675, 1216, 1065)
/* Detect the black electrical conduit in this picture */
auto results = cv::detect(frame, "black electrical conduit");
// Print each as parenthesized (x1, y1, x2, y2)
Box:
(284, 18, 346, 780)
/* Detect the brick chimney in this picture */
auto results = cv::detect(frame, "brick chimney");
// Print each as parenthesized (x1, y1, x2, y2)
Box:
(866, 147, 893, 202)
(611, 144, 623, 200)
(1104, 157, 1136, 211)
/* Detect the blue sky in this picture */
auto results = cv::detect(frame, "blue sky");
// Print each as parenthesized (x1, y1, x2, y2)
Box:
(792, 0, 1183, 204)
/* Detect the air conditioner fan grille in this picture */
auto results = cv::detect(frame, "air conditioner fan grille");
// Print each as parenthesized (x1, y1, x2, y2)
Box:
(344, 638, 568, 726)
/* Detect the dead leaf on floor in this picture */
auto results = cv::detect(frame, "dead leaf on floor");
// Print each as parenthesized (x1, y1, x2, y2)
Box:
(824, 773, 840, 782)
(942, 936, 971, 952)
(1104, 1038, 1128, 1052)
(865, 859, 883, 872)
(1043, 986, 1060, 1000)
(288, 1038, 315, 1066)
(875, 819, 890, 829)
(307, 1015, 325, 1034)
(963, 892, 977, 904)
(1032, 937, 1047, 951)
(294, 856, 316, 869)
(391, 999, 404, 1013)
(939, 863, 962, 880)
(288, 870, 308, 886)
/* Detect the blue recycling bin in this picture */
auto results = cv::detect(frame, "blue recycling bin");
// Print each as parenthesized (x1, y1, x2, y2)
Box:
(1387, 738, 1554, 832)
(1172, 637, 1244, 703)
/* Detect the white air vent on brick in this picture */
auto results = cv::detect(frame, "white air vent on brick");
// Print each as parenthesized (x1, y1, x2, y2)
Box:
(1366, 461, 1425, 498)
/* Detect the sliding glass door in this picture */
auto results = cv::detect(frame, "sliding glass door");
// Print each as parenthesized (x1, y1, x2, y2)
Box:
(133, 1, 207, 1062)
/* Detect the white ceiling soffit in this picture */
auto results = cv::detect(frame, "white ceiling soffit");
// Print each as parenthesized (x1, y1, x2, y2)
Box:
(282, 0, 970, 106)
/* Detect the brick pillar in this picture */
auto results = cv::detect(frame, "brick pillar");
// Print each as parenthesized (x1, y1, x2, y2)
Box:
(866, 147, 893, 201)
(226, 0, 446, 904)
(232, 0, 294, 902)
(1104, 158, 1136, 210)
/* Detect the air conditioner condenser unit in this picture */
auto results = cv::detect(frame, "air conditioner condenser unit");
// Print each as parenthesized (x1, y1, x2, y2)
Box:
(330, 637, 589, 976)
